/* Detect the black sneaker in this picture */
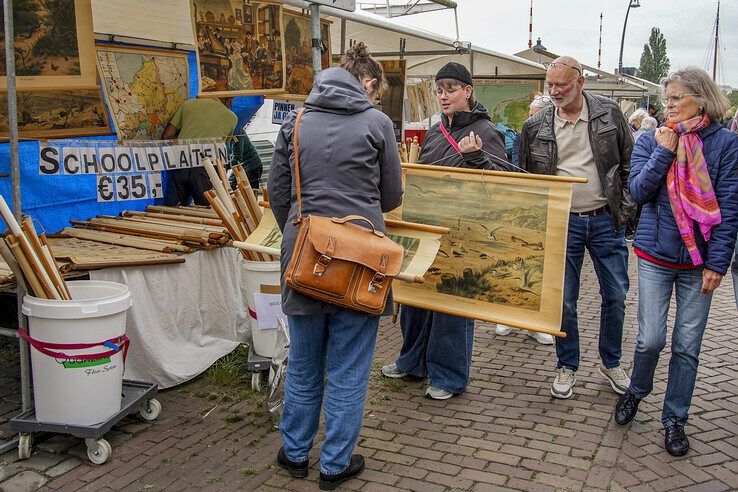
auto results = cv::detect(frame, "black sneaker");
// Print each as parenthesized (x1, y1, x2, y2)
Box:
(319, 454, 365, 490)
(276, 446, 309, 478)
(614, 390, 641, 425)
(664, 415, 690, 457)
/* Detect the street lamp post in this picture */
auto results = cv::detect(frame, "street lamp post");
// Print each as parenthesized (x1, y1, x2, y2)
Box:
(618, 0, 641, 76)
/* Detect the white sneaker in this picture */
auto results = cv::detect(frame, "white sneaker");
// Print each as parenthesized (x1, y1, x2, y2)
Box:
(529, 331, 555, 345)
(495, 324, 513, 336)
(551, 367, 576, 399)
(597, 363, 630, 395)
(425, 386, 453, 400)
(381, 363, 407, 379)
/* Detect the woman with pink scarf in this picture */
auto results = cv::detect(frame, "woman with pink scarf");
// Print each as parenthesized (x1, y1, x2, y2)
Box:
(613, 68, 738, 457)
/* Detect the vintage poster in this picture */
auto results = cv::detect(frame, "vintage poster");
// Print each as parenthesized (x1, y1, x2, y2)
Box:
(379, 59, 406, 141)
(281, 10, 331, 98)
(0, 0, 97, 90)
(0, 88, 111, 139)
(472, 78, 543, 131)
(190, 0, 286, 96)
(389, 164, 574, 334)
(405, 77, 438, 122)
(96, 46, 190, 140)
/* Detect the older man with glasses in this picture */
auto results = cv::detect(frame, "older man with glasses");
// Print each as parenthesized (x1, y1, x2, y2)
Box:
(518, 56, 636, 399)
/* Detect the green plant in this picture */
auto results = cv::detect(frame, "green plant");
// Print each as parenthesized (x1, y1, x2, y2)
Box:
(205, 344, 251, 386)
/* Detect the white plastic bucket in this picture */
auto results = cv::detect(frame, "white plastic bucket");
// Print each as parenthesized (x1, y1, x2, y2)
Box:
(21, 280, 132, 426)
(241, 260, 282, 357)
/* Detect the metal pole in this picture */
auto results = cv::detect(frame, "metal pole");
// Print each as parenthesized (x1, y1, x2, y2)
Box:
(4, 0, 32, 415)
(453, 7, 460, 41)
(618, 1, 632, 76)
(340, 18, 346, 56)
(310, 3, 322, 77)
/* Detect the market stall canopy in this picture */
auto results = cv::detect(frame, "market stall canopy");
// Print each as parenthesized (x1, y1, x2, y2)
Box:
(91, 0, 545, 78)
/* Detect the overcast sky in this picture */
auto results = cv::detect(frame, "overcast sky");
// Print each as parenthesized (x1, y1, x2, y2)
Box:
(385, 0, 736, 88)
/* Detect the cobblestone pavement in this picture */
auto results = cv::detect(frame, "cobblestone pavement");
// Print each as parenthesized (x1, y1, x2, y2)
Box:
(1, 250, 738, 491)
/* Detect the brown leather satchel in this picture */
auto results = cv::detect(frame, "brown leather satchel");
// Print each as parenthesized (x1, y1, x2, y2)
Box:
(284, 108, 403, 315)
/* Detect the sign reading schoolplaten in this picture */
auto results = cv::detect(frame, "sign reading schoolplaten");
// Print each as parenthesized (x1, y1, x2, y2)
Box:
(39, 139, 229, 202)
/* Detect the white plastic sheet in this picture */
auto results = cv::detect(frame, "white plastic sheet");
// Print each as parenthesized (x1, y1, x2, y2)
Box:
(90, 248, 250, 388)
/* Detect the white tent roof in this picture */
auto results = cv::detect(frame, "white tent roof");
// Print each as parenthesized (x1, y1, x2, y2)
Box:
(91, 0, 545, 77)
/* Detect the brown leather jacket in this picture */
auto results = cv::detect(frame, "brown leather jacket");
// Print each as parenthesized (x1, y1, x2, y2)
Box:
(518, 91, 636, 231)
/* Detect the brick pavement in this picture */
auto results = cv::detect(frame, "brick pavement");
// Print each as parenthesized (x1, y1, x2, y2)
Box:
(1, 249, 737, 491)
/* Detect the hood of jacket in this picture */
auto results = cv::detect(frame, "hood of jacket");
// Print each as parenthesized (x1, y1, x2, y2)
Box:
(304, 67, 374, 115)
(441, 101, 493, 130)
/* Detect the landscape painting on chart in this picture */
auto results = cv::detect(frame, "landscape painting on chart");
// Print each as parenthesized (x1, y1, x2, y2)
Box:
(0, 89, 111, 138)
(283, 10, 330, 97)
(191, 0, 285, 96)
(402, 173, 549, 311)
(0, 0, 97, 89)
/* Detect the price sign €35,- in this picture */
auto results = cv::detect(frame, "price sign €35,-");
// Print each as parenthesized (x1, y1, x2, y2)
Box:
(97, 173, 163, 202)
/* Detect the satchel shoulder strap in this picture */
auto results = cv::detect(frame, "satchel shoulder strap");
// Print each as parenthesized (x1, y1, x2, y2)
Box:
(292, 108, 306, 220)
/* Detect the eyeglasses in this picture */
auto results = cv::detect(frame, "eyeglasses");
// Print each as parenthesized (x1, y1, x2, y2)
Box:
(660, 94, 699, 106)
(543, 61, 582, 75)
(436, 87, 462, 97)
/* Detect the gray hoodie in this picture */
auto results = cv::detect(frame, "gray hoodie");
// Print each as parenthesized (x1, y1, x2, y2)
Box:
(268, 67, 404, 315)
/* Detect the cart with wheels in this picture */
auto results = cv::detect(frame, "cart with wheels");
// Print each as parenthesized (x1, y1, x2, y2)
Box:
(247, 345, 271, 391)
(9, 379, 160, 465)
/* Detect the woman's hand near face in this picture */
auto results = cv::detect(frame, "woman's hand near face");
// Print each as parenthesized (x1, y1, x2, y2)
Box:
(458, 131, 483, 154)
(655, 127, 678, 152)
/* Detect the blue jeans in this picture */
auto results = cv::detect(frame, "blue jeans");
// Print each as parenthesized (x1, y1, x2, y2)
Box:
(557, 212, 629, 371)
(629, 258, 713, 427)
(396, 306, 474, 394)
(279, 309, 379, 475)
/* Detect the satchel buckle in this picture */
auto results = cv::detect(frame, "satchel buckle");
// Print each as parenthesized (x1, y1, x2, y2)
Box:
(313, 254, 332, 276)
(368, 273, 386, 293)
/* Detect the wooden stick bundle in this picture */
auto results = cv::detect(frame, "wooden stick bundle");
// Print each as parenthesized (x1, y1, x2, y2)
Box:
(71, 218, 227, 246)
(0, 195, 68, 299)
(124, 210, 223, 227)
(146, 205, 220, 219)
(61, 227, 193, 253)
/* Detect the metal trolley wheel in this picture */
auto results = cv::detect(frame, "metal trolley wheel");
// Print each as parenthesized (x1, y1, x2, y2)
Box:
(251, 372, 262, 392)
(85, 438, 112, 465)
(139, 399, 162, 421)
(18, 433, 32, 460)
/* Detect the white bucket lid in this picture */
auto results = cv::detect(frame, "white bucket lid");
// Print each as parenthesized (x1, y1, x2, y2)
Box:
(241, 259, 281, 272)
(22, 280, 132, 319)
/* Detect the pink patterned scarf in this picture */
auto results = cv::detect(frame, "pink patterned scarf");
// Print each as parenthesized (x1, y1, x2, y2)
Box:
(665, 114, 720, 266)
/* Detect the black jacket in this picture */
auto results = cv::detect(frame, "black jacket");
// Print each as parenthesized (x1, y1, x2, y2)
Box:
(518, 91, 636, 230)
(419, 101, 508, 170)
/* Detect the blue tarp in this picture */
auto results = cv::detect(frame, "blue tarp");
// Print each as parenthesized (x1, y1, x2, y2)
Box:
(0, 49, 263, 233)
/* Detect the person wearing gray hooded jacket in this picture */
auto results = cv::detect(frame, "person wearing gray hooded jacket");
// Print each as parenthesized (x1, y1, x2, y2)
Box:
(268, 43, 403, 490)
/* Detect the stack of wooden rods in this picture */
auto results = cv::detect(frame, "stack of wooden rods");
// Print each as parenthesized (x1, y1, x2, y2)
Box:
(0, 195, 70, 299)
(61, 227, 193, 253)
(202, 157, 275, 261)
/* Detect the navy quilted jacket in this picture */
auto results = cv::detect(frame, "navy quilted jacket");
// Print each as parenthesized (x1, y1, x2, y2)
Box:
(629, 121, 738, 275)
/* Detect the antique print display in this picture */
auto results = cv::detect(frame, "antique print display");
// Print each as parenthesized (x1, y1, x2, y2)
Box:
(472, 78, 543, 131)
(390, 165, 573, 333)
(96, 46, 190, 140)
(282, 10, 331, 98)
(0, 88, 110, 138)
(379, 59, 406, 141)
(405, 78, 438, 122)
(0, 0, 97, 89)
(191, 0, 286, 96)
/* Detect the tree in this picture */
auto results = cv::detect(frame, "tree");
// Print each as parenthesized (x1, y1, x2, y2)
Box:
(638, 27, 670, 83)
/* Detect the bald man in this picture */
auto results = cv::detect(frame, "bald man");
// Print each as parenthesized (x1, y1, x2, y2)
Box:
(518, 56, 636, 400)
